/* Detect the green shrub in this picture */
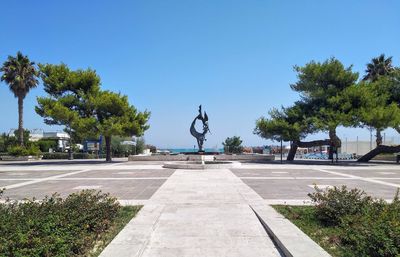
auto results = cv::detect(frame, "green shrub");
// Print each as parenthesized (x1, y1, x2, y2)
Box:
(0, 190, 121, 256)
(27, 145, 41, 156)
(223, 136, 244, 154)
(7, 145, 41, 156)
(146, 144, 157, 153)
(0, 133, 17, 152)
(7, 145, 29, 156)
(37, 139, 58, 152)
(339, 190, 400, 257)
(42, 152, 69, 159)
(73, 153, 96, 159)
(308, 185, 374, 225)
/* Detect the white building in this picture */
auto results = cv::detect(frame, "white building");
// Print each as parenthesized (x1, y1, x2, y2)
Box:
(9, 129, 70, 151)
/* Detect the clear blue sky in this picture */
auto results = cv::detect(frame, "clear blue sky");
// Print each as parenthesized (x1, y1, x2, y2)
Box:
(1, 1, 399, 148)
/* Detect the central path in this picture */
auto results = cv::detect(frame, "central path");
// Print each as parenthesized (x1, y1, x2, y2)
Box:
(101, 169, 282, 257)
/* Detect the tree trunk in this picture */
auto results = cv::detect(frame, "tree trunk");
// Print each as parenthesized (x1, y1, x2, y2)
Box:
(358, 144, 400, 162)
(68, 131, 73, 160)
(18, 95, 24, 146)
(287, 141, 298, 161)
(105, 135, 112, 162)
(328, 128, 341, 159)
(376, 129, 383, 146)
(286, 139, 331, 161)
(65, 125, 73, 160)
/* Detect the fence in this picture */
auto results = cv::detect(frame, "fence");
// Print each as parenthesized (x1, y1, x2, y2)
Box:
(341, 137, 398, 156)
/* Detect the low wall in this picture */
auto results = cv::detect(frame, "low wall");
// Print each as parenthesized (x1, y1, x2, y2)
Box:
(0, 155, 42, 161)
(128, 154, 275, 162)
(215, 154, 275, 161)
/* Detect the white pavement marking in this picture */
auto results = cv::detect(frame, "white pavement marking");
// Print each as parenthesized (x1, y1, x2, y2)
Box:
(263, 198, 394, 205)
(73, 185, 102, 190)
(271, 171, 288, 174)
(264, 199, 314, 205)
(308, 184, 332, 189)
(377, 172, 396, 175)
(366, 177, 400, 180)
(51, 177, 169, 180)
(240, 176, 353, 180)
(0, 164, 164, 171)
(0, 178, 40, 181)
(314, 168, 400, 188)
(0, 177, 169, 181)
(2, 162, 122, 190)
(118, 199, 148, 206)
(116, 171, 136, 175)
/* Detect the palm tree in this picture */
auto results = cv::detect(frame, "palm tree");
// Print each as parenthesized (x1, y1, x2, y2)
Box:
(1, 52, 39, 146)
(363, 54, 394, 146)
(363, 54, 394, 82)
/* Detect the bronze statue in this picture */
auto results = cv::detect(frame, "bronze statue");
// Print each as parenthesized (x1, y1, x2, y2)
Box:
(190, 105, 210, 152)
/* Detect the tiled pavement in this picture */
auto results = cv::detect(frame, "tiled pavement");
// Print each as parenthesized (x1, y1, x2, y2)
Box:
(1, 161, 400, 202)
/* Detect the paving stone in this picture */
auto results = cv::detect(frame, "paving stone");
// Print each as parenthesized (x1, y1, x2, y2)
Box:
(100, 169, 283, 257)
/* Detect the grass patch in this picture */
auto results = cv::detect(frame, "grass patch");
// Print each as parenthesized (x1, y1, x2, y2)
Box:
(273, 186, 400, 257)
(273, 205, 344, 256)
(90, 205, 141, 256)
(0, 190, 141, 256)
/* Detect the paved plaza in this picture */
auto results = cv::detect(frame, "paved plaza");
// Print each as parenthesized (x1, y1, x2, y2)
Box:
(1, 160, 399, 203)
(1, 159, 400, 256)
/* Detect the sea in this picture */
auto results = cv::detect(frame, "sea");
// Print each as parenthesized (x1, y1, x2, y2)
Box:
(159, 148, 224, 153)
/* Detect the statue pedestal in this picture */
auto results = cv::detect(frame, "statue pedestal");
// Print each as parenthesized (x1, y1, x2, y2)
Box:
(182, 151, 220, 155)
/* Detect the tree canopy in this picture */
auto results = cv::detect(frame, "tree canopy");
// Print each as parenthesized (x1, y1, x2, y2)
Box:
(256, 58, 358, 160)
(36, 63, 150, 161)
(256, 56, 400, 162)
(222, 136, 244, 154)
(93, 90, 150, 162)
(291, 58, 359, 149)
(255, 102, 330, 160)
(36, 64, 99, 159)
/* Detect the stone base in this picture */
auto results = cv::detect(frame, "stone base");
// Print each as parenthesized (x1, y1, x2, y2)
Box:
(0, 156, 42, 161)
(128, 154, 275, 162)
(163, 161, 241, 169)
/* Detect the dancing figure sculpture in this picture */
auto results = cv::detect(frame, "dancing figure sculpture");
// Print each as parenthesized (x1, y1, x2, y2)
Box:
(190, 105, 210, 152)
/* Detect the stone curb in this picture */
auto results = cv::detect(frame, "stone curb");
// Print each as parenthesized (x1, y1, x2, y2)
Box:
(162, 161, 241, 169)
(250, 204, 331, 257)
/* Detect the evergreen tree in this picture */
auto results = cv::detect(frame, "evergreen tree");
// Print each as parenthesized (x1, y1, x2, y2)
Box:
(255, 102, 330, 160)
(290, 58, 358, 158)
(93, 91, 150, 162)
(36, 64, 100, 159)
(362, 54, 395, 145)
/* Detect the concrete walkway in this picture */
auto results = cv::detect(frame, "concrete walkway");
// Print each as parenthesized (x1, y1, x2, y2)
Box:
(100, 169, 282, 257)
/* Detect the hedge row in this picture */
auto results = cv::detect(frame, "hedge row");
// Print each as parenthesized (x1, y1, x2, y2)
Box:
(42, 152, 98, 159)
(0, 190, 132, 256)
